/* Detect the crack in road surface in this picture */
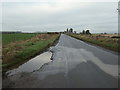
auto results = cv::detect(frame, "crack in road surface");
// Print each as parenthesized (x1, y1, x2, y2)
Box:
(3, 34, 118, 88)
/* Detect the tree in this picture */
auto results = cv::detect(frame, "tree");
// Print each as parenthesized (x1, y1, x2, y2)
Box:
(82, 30, 86, 34)
(69, 28, 73, 33)
(86, 30, 91, 34)
(74, 31, 76, 34)
(104, 32, 107, 34)
(67, 28, 69, 32)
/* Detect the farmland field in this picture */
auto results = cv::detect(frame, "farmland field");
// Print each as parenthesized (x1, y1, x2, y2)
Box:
(2, 33, 38, 45)
(2, 33, 60, 69)
(68, 34, 120, 52)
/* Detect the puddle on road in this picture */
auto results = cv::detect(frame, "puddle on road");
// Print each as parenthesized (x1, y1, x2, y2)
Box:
(6, 51, 52, 76)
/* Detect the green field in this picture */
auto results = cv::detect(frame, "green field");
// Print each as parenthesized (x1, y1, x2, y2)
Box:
(2, 33, 60, 69)
(2, 33, 38, 45)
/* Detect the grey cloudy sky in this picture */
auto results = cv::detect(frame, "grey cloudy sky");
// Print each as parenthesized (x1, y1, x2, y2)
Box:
(1, 0, 119, 33)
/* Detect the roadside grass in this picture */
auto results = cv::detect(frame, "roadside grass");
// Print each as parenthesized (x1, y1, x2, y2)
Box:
(68, 34, 119, 52)
(0, 34, 2, 73)
(0, 33, 2, 45)
(2, 33, 60, 69)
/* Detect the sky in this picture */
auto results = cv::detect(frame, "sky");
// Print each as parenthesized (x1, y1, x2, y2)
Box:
(1, 0, 119, 33)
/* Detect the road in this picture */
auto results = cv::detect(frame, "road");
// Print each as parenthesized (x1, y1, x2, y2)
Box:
(3, 34, 118, 88)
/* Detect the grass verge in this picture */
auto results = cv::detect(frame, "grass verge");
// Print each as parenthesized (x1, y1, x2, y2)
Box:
(68, 34, 120, 52)
(2, 33, 60, 71)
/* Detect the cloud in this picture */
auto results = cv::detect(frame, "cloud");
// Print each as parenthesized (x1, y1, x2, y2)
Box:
(1, 0, 119, 2)
(2, 1, 118, 33)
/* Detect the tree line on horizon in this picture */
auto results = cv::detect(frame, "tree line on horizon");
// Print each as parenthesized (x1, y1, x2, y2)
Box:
(65, 28, 91, 35)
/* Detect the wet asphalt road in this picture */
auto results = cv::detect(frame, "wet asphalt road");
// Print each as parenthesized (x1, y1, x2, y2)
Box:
(3, 34, 118, 88)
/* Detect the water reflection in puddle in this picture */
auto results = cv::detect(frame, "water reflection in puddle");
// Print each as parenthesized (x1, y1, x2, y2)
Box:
(7, 51, 52, 76)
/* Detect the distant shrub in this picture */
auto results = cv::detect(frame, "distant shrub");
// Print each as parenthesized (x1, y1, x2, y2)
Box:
(47, 32, 59, 34)
(111, 36, 120, 38)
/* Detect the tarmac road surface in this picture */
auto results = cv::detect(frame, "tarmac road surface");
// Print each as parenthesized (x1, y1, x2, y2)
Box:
(3, 34, 118, 88)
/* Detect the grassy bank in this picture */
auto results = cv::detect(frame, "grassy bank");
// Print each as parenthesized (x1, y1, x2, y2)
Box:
(68, 34, 120, 52)
(2, 33, 60, 70)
